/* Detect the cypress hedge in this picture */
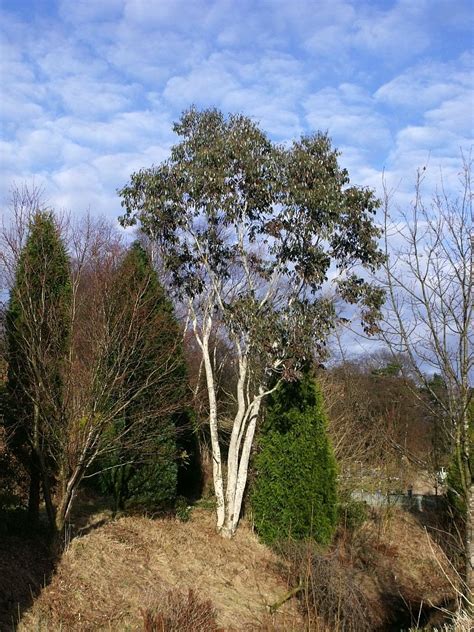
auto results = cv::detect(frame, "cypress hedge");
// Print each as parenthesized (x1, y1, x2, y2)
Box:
(251, 371, 337, 545)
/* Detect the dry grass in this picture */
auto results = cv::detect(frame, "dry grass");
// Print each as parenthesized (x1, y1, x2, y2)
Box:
(142, 587, 222, 631)
(354, 508, 457, 604)
(277, 507, 460, 631)
(18, 508, 303, 631)
(343, 507, 459, 629)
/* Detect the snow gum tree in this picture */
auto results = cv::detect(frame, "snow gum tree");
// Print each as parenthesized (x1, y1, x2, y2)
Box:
(119, 107, 385, 537)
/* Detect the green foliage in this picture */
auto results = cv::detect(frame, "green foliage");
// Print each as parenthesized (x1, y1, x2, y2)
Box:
(6, 212, 71, 433)
(98, 242, 188, 511)
(119, 108, 385, 375)
(3, 212, 71, 521)
(338, 496, 368, 531)
(251, 372, 338, 545)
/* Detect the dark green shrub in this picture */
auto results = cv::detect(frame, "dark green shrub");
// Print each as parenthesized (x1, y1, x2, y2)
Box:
(251, 371, 337, 545)
(98, 243, 189, 512)
(338, 496, 368, 531)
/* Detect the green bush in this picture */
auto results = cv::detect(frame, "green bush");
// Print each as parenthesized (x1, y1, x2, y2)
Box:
(251, 371, 338, 545)
(338, 497, 368, 531)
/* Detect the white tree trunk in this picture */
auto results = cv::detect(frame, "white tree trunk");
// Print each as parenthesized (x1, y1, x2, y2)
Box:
(227, 395, 263, 536)
(224, 354, 248, 532)
(201, 327, 226, 530)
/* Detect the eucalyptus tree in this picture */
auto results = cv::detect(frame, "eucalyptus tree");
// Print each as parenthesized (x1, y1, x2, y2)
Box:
(119, 107, 385, 537)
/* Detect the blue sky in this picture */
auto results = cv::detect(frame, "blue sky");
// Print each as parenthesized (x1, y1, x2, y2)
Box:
(1, 0, 473, 219)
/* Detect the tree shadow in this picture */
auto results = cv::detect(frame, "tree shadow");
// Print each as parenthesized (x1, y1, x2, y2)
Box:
(0, 494, 115, 630)
(0, 511, 58, 631)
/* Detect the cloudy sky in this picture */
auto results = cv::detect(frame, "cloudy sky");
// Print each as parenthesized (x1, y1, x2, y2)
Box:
(1, 0, 473, 221)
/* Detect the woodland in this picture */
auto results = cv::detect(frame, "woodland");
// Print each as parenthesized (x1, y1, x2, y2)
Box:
(0, 108, 472, 631)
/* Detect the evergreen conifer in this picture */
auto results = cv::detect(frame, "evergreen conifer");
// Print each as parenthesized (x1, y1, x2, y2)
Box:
(4, 211, 71, 525)
(251, 371, 337, 545)
(99, 243, 189, 511)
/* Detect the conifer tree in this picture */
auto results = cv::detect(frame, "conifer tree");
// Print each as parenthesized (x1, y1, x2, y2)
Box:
(251, 371, 337, 545)
(5, 211, 71, 527)
(99, 243, 189, 511)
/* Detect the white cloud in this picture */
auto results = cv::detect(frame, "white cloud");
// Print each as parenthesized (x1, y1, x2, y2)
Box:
(1, 0, 472, 226)
(304, 85, 392, 151)
(375, 54, 473, 110)
(53, 77, 136, 117)
(353, 1, 431, 59)
(164, 55, 239, 107)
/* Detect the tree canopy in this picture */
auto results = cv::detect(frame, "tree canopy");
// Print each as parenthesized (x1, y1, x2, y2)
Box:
(118, 107, 385, 536)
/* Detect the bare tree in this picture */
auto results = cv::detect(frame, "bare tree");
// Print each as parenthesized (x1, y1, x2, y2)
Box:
(53, 218, 188, 531)
(379, 157, 473, 609)
(320, 353, 432, 495)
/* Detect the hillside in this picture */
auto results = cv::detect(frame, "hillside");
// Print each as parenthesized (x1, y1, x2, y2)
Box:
(11, 503, 462, 631)
(17, 508, 302, 631)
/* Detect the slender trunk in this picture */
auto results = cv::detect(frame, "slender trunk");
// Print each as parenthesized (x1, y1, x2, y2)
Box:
(56, 427, 99, 532)
(199, 441, 214, 497)
(228, 397, 262, 536)
(28, 450, 40, 525)
(118, 467, 126, 512)
(55, 463, 85, 532)
(201, 331, 225, 530)
(466, 482, 473, 613)
(40, 465, 56, 532)
(460, 400, 473, 612)
(31, 403, 57, 532)
(29, 404, 42, 525)
(225, 355, 248, 527)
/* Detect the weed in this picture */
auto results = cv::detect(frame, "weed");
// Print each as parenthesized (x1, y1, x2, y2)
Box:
(141, 587, 222, 631)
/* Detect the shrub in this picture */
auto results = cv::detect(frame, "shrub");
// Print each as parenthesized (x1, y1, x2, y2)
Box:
(281, 541, 373, 632)
(338, 496, 369, 531)
(142, 588, 221, 632)
(251, 371, 337, 545)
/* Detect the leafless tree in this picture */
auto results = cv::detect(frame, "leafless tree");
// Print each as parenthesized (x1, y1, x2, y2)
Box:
(379, 156, 473, 609)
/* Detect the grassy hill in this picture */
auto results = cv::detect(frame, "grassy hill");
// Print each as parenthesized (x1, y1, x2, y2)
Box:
(3, 502, 463, 631)
(17, 508, 302, 631)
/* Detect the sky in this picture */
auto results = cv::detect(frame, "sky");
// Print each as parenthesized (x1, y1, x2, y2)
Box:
(1, 0, 473, 222)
